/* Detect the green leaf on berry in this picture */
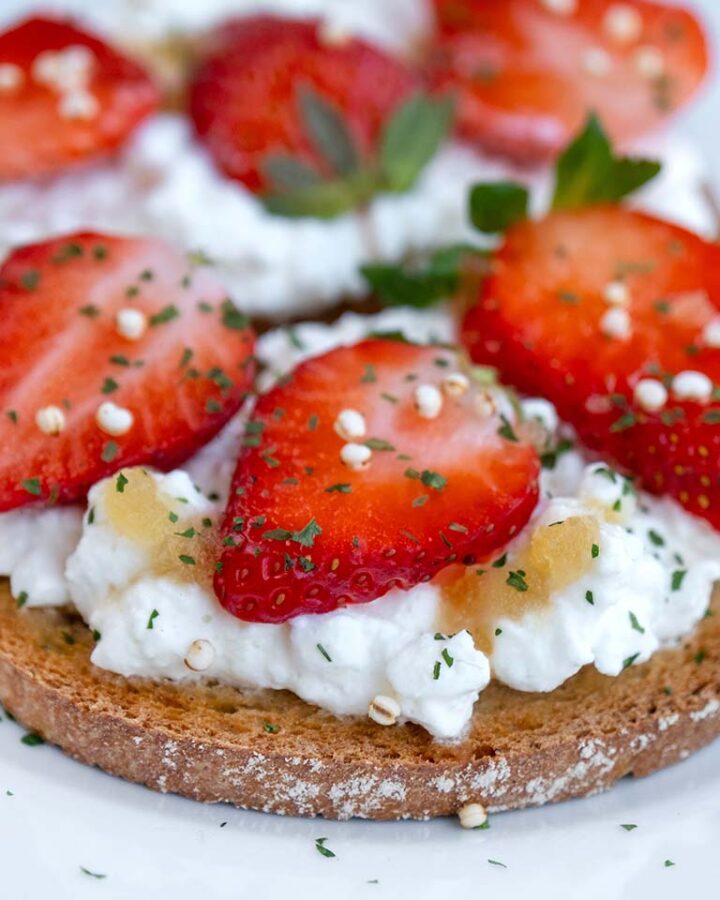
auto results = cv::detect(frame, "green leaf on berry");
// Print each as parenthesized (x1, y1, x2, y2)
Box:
(379, 94, 454, 193)
(298, 85, 360, 177)
(361, 244, 486, 308)
(552, 114, 661, 211)
(261, 89, 452, 220)
(469, 181, 530, 233)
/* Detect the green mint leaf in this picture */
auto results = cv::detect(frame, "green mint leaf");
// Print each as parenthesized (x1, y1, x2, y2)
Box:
(298, 85, 359, 177)
(262, 177, 363, 219)
(361, 243, 483, 308)
(261, 154, 321, 192)
(379, 93, 454, 193)
(469, 181, 529, 233)
(552, 114, 661, 210)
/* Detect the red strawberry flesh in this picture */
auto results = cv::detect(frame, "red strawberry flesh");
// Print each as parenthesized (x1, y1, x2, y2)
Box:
(462, 205, 720, 527)
(214, 340, 540, 623)
(0, 16, 159, 181)
(189, 15, 419, 193)
(426, 0, 708, 162)
(0, 232, 255, 511)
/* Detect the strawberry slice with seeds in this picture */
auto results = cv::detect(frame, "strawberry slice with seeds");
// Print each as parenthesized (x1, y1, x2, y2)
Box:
(189, 16, 451, 218)
(425, 0, 707, 162)
(0, 232, 255, 510)
(214, 340, 540, 623)
(462, 205, 720, 526)
(0, 16, 158, 181)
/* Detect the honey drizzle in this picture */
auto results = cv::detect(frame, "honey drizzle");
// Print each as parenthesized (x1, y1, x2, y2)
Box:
(439, 515, 600, 655)
(102, 468, 217, 588)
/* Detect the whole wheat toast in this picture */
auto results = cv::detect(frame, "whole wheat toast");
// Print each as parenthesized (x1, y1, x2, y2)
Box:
(0, 582, 718, 820)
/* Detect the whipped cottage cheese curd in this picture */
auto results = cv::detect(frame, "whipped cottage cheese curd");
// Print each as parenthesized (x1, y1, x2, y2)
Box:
(0, 111, 713, 319)
(0, 506, 83, 607)
(487, 448, 720, 692)
(65, 468, 489, 740)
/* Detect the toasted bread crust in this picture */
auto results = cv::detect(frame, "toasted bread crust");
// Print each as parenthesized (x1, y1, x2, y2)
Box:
(0, 583, 719, 820)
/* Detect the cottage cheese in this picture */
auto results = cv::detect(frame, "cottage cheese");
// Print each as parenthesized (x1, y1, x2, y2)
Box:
(0, 506, 83, 607)
(0, 111, 713, 319)
(492, 451, 720, 691)
(65, 469, 489, 740)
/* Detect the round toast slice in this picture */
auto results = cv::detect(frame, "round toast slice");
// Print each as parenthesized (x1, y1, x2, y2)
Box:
(0, 582, 719, 820)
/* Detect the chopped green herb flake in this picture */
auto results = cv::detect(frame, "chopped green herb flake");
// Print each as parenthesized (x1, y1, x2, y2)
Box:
(149, 305, 179, 326)
(147, 609, 159, 630)
(315, 837, 336, 858)
(671, 570, 687, 591)
(20, 269, 40, 291)
(220, 300, 248, 331)
(498, 415, 519, 442)
(21, 732, 44, 746)
(101, 441, 119, 463)
(263, 518, 322, 548)
(317, 643, 332, 662)
(325, 483, 351, 494)
(360, 364, 377, 383)
(80, 867, 107, 880)
(116, 473, 128, 493)
(21, 477, 41, 496)
(506, 570, 529, 592)
(365, 437, 395, 452)
(101, 377, 119, 395)
(629, 611, 645, 634)
(591, 543, 600, 559)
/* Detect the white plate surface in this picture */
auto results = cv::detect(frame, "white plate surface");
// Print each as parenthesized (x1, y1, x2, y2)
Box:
(2, 2, 719, 898)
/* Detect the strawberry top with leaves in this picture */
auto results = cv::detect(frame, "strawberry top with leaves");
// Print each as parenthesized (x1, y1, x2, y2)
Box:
(189, 15, 453, 219)
(425, 0, 707, 162)
(0, 16, 159, 182)
(0, 233, 255, 511)
(214, 340, 540, 623)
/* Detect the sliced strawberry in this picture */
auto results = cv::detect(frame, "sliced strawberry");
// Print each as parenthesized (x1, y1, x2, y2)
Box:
(0, 16, 158, 181)
(462, 206, 720, 527)
(189, 16, 445, 216)
(0, 233, 255, 511)
(214, 340, 540, 623)
(425, 0, 708, 162)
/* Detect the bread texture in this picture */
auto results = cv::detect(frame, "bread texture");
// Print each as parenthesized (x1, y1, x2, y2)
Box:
(0, 582, 719, 820)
